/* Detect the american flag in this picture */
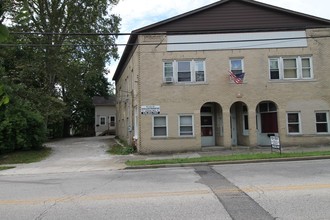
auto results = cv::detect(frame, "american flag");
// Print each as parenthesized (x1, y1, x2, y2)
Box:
(228, 71, 245, 84)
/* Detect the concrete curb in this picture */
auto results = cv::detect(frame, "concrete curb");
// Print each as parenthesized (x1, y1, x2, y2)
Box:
(124, 155, 330, 170)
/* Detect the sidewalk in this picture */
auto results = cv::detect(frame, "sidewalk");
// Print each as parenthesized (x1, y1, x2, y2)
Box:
(121, 145, 330, 169)
(1, 138, 329, 175)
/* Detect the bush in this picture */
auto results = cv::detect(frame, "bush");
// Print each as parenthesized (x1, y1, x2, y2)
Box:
(108, 142, 136, 155)
(0, 98, 46, 153)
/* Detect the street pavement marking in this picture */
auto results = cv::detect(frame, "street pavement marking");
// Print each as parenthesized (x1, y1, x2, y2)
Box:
(0, 190, 211, 205)
(1, 183, 329, 206)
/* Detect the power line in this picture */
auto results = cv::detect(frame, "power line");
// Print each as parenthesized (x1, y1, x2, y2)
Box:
(0, 35, 329, 47)
(9, 31, 158, 36)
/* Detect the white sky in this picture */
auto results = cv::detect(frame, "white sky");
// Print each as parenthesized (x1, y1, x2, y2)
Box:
(108, 0, 330, 80)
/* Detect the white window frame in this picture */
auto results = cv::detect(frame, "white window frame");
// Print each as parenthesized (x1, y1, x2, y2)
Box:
(163, 61, 174, 79)
(229, 58, 245, 83)
(315, 111, 329, 134)
(152, 115, 168, 137)
(230, 58, 244, 75)
(178, 114, 194, 137)
(163, 60, 206, 83)
(286, 112, 301, 134)
(269, 56, 313, 80)
(99, 116, 106, 126)
(109, 115, 116, 127)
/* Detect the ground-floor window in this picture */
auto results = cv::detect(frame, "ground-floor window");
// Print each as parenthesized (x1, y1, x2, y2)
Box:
(153, 116, 167, 137)
(287, 112, 301, 134)
(109, 116, 116, 127)
(179, 115, 194, 136)
(315, 111, 329, 134)
(100, 116, 106, 126)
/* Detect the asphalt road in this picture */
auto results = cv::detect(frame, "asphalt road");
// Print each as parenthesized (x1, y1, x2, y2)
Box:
(1, 160, 330, 220)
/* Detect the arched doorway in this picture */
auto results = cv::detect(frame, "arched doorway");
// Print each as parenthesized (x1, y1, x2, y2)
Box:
(200, 102, 222, 147)
(230, 102, 249, 146)
(256, 101, 279, 146)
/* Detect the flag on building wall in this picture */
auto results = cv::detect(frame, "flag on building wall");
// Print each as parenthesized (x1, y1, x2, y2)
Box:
(228, 71, 245, 84)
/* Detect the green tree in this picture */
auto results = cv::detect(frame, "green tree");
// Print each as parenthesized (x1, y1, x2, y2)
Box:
(0, 83, 47, 153)
(4, 0, 121, 136)
(0, 0, 9, 42)
(0, 0, 10, 107)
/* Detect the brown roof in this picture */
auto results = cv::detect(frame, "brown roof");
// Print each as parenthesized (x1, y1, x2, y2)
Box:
(92, 96, 116, 106)
(113, 0, 330, 81)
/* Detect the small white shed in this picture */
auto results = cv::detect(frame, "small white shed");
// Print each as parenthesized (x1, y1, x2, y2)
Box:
(93, 96, 116, 136)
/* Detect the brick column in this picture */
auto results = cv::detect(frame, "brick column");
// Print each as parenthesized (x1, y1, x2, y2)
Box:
(222, 110, 232, 147)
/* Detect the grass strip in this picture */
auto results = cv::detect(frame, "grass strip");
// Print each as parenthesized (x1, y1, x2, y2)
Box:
(0, 147, 52, 165)
(108, 144, 135, 155)
(0, 166, 15, 171)
(126, 151, 330, 166)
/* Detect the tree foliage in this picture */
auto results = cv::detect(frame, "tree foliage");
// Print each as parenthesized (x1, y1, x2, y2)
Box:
(0, 0, 9, 42)
(0, 0, 120, 151)
(0, 83, 47, 153)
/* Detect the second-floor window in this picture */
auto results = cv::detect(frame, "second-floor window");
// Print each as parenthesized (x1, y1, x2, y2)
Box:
(163, 60, 205, 83)
(230, 59, 244, 75)
(269, 56, 313, 80)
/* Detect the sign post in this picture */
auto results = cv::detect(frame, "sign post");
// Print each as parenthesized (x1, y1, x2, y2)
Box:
(270, 136, 281, 154)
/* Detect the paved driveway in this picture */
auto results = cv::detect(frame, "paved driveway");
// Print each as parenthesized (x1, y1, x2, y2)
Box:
(1, 136, 128, 175)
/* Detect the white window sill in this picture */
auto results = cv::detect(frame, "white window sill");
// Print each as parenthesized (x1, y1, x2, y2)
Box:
(287, 133, 303, 136)
(151, 136, 196, 140)
(269, 79, 316, 83)
(162, 82, 208, 86)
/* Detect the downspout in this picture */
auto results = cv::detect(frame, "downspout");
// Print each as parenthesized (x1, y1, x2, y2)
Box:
(137, 41, 142, 152)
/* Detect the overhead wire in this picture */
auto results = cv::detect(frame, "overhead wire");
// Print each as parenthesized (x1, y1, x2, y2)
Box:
(0, 31, 330, 47)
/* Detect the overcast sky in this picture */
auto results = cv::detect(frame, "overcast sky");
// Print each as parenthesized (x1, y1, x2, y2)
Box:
(108, 0, 330, 80)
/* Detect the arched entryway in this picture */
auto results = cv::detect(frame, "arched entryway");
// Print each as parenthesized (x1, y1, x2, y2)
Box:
(256, 101, 279, 146)
(200, 102, 223, 147)
(230, 101, 249, 146)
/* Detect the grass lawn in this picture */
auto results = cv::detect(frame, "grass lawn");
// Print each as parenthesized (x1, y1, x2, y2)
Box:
(126, 151, 330, 166)
(0, 147, 52, 168)
(0, 166, 15, 171)
(107, 143, 135, 155)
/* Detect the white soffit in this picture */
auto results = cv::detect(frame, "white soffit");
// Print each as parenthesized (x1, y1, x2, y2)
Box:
(167, 31, 307, 51)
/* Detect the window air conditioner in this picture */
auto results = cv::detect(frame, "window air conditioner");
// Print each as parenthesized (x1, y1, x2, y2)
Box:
(165, 76, 173, 83)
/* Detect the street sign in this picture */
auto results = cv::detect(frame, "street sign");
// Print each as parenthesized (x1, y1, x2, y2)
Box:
(141, 105, 160, 115)
(270, 136, 281, 154)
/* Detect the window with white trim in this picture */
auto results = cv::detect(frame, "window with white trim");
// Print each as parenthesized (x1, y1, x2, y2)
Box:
(269, 56, 313, 80)
(163, 60, 205, 83)
(229, 58, 245, 83)
(153, 116, 167, 137)
(287, 112, 301, 134)
(230, 59, 244, 75)
(179, 115, 194, 136)
(315, 111, 329, 133)
(109, 116, 116, 127)
(100, 116, 106, 126)
(164, 61, 174, 79)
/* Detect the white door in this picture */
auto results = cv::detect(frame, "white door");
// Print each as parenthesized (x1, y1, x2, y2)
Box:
(231, 110, 237, 146)
(201, 114, 215, 146)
